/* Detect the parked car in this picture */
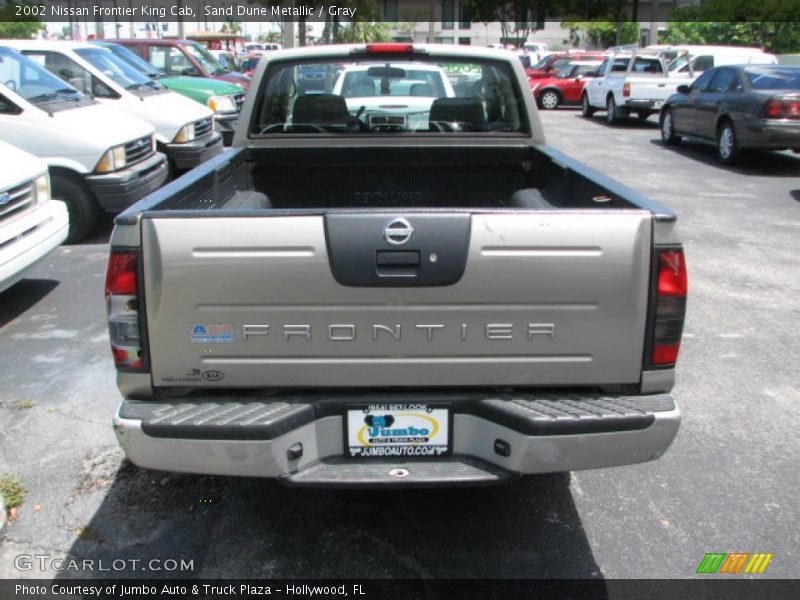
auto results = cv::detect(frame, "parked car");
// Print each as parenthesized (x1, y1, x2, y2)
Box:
(209, 49, 241, 73)
(527, 51, 605, 79)
(0, 46, 167, 242)
(5, 40, 222, 172)
(530, 61, 603, 109)
(0, 142, 68, 293)
(582, 52, 688, 123)
(660, 65, 800, 164)
(646, 45, 778, 76)
(91, 41, 244, 146)
(109, 39, 251, 91)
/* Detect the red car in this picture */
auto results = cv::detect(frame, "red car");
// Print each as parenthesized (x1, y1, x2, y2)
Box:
(530, 61, 603, 110)
(527, 52, 605, 79)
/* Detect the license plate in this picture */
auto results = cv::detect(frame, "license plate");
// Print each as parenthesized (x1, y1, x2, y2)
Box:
(346, 404, 450, 458)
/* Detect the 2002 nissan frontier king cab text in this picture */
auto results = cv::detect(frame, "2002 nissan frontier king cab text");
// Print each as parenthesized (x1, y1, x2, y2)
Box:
(107, 44, 687, 487)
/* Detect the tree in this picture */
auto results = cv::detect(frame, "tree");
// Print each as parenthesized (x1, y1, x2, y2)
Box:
(335, 22, 391, 44)
(562, 20, 639, 48)
(666, 0, 800, 53)
(0, 1, 45, 39)
(463, 0, 555, 46)
(397, 8, 429, 42)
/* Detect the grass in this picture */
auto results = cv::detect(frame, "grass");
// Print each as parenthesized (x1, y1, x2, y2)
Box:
(0, 474, 26, 509)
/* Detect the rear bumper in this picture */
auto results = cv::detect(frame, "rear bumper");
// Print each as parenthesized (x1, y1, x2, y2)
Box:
(85, 152, 169, 213)
(0, 200, 69, 294)
(624, 99, 663, 112)
(744, 119, 800, 149)
(165, 132, 224, 171)
(113, 392, 680, 487)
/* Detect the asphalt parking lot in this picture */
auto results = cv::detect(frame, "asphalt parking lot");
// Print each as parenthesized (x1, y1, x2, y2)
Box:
(1, 109, 798, 580)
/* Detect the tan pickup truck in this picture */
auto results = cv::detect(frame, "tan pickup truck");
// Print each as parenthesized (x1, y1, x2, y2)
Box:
(106, 44, 687, 487)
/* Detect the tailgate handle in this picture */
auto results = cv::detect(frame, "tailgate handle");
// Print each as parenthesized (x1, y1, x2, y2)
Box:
(376, 250, 420, 277)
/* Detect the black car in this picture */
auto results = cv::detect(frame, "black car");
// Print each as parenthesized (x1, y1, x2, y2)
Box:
(659, 65, 800, 164)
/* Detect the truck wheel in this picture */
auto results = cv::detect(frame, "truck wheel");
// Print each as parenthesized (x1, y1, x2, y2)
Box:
(717, 120, 742, 165)
(581, 94, 595, 118)
(50, 172, 98, 243)
(606, 96, 621, 125)
(660, 109, 681, 146)
(539, 90, 560, 110)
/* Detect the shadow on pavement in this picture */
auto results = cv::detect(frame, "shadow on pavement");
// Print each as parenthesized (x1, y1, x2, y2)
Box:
(55, 461, 607, 585)
(649, 139, 800, 177)
(0, 279, 60, 329)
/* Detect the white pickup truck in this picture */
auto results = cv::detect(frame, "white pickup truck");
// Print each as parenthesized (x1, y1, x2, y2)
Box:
(0, 141, 68, 293)
(581, 52, 687, 124)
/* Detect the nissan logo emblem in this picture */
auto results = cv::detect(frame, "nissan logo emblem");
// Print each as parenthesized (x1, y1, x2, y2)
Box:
(383, 218, 414, 246)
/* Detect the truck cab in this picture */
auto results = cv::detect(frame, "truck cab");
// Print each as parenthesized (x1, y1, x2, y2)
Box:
(0, 46, 168, 242)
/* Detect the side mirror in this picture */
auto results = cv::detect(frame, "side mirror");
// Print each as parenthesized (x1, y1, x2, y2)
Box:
(181, 66, 200, 77)
(677, 84, 691, 94)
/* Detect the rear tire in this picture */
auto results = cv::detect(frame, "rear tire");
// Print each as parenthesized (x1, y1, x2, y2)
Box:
(606, 95, 621, 125)
(660, 108, 681, 146)
(539, 90, 560, 110)
(581, 93, 595, 117)
(717, 120, 742, 165)
(50, 172, 98, 244)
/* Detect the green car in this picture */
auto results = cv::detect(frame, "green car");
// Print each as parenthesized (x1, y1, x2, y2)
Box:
(91, 41, 244, 145)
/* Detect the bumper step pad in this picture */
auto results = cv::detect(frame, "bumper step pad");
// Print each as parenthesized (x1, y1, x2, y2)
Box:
(283, 456, 517, 488)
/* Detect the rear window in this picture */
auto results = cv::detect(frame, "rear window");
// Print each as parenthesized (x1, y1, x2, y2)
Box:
(745, 67, 800, 90)
(251, 55, 528, 136)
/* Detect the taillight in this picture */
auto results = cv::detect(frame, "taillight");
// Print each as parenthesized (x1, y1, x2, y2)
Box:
(650, 249, 687, 367)
(365, 43, 414, 54)
(623, 82, 631, 97)
(105, 251, 144, 370)
(763, 98, 800, 119)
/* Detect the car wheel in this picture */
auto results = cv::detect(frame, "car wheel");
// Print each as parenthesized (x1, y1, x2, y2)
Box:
(581, 93, 595, 118)
(539, 90, 560, 110)
(50, 172, 98, 244)
(660, 109, 681, 146)
(606, 96, 620, 125)
(717, 121, 742, 165)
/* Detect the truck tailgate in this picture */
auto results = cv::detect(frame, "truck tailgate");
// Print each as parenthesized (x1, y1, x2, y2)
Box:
(141, 211, 652, 388)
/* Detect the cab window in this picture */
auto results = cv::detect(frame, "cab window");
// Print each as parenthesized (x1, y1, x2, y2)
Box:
(22, 51, 116, 98)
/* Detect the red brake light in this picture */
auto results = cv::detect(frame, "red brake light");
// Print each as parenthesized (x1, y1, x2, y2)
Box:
(651, 343, 680, 365)
(365, 43, 414, 54)
(650, 249, 688, 367)
(622, 82, 631, 97)
(105, 252, 137, 296)
(657, 250, 688, 297)
(764, 99, 800, 119)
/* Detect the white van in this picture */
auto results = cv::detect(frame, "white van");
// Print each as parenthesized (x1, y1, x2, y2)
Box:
(0, 46, 168, 242)
(3, 40, 223, 172)
(0, 141, 68, 293)
(647, 45, 778, 76)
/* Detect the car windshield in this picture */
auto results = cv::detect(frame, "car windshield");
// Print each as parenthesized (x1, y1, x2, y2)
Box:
(74, 47, 160, 91)
(185, 43, 226, 76)
(531, 56, 551, 69)
(97, 43, 165, 79)
(0, 46, 85, 106)
(745, 67, 800, 90)
(252, 57, 527, 136)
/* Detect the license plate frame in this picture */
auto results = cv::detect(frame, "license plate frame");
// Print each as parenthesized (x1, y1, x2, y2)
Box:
(345, 403, 452, 459)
